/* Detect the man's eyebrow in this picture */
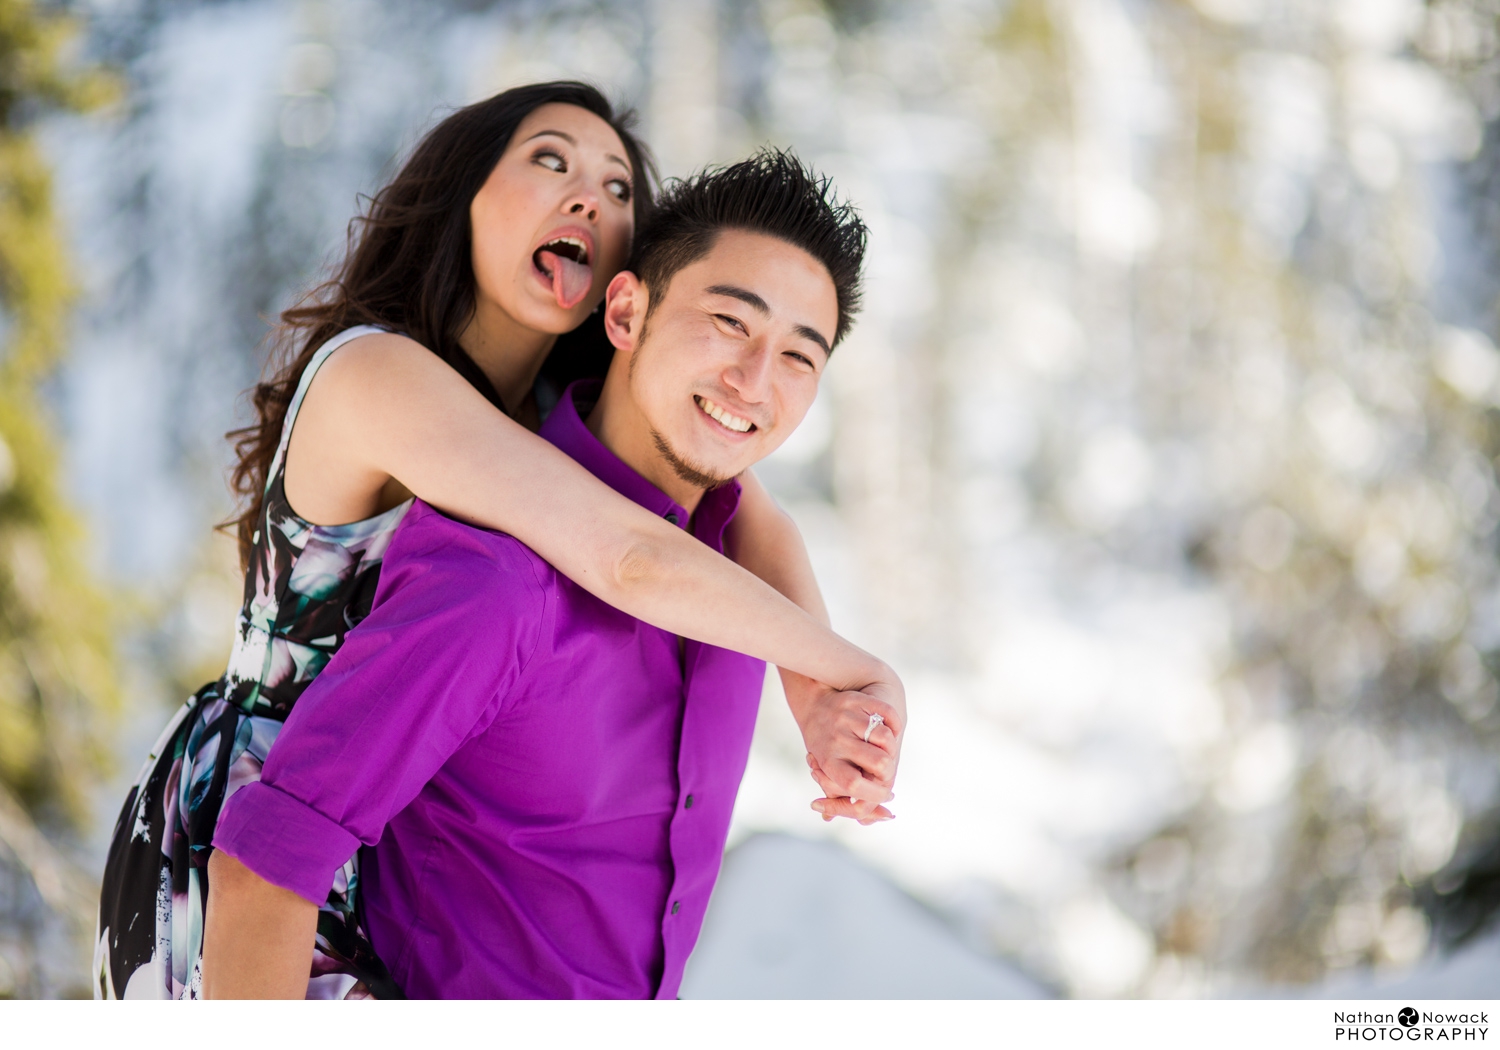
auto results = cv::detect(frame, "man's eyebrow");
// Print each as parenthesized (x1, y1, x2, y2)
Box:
(708, 284, 831, 356)
(706, 284, 769, 314)
(794, 324, 832, 357)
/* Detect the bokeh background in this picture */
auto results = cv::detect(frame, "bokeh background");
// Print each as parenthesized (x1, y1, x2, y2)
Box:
(5, 0, 1500, 999)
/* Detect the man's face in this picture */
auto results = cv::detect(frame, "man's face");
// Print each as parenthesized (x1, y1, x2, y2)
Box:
(616, 230, 837, 488)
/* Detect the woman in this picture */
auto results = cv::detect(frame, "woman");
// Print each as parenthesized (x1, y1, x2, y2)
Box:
(93, 81, 902, 1000)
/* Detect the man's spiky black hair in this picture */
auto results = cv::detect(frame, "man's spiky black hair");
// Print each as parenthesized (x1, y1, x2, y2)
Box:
(631, 148, 867, 348)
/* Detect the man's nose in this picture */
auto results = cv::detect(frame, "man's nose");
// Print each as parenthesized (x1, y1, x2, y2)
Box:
(723, 343, 774, 402)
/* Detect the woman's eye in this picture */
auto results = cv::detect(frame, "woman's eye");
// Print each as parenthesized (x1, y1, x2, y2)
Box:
(534, 150, 566, 172)
(606, 178, 632, 202)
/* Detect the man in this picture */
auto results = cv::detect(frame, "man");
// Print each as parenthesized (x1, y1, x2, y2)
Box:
(201, 150, 901, 999)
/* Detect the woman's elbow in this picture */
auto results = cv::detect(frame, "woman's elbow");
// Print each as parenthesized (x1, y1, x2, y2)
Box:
(609, 534, 677, 596)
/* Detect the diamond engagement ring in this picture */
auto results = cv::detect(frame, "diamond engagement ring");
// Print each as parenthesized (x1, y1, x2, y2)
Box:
(863, 713, 884, 743)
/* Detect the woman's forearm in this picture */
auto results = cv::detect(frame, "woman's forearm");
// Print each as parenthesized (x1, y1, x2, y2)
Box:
(525, 479, 884, 688)
(606, 519, 887, 690)
(329, 340, 888, 689)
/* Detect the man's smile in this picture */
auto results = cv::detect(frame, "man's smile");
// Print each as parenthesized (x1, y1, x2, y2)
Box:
(694, 394, 757, 435)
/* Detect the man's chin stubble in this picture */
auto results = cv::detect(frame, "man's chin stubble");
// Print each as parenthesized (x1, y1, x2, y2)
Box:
(651, 429, 733, 491)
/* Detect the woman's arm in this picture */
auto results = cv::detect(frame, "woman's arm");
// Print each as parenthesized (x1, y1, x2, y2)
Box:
(728, 473, 894, 822)
(202, 851, 316, 999)
(285, 334, 901, 802)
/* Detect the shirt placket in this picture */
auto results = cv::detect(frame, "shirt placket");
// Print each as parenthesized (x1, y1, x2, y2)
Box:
(655, 488, 735, 998)
(656, 636, 707, 999)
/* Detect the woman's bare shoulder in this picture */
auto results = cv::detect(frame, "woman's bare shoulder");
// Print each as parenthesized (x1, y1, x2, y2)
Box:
(304, 330, 471, 412)
(316, 330, 436, 379)
(285, 325, 539, 527)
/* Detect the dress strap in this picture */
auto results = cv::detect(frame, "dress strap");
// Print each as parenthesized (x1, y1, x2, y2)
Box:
(264, 325, 388, 494)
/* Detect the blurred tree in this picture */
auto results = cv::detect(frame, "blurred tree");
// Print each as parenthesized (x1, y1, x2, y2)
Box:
(966, 0, 1500, 990)
(1407, 0, 1500, 955)
(765, 0, 1500, 992)
(29, 0, 1500, 998)
(0, 0, 119, 998)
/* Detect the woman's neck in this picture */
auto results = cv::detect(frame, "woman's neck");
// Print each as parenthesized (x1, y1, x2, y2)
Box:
(457, 299, 557, 414)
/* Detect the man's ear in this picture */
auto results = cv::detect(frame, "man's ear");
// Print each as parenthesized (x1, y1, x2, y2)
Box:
(603, 271, 648, 354)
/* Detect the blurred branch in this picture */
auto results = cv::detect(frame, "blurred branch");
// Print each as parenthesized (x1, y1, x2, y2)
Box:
(0, 781, 94, 930)
(0, 0, 120, 836)
(0, 0, 118, 129)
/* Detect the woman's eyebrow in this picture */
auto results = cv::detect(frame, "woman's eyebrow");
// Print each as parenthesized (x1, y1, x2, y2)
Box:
(522, 130, 631, 173)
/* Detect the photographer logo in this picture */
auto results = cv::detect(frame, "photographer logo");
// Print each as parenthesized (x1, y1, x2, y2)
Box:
(1335, 1008, 1488, 1042)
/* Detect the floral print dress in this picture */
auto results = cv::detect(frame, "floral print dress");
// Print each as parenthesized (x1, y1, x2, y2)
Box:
(94, 326, 412, 999)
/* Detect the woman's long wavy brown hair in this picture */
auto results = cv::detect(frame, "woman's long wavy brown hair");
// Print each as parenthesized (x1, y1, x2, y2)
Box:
(225, 81, 656, 569)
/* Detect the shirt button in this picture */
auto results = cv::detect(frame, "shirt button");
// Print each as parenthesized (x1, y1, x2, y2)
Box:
(671, 901, 681, 915)
(665, 512, 681, 526)
(684, 794, 694, 809)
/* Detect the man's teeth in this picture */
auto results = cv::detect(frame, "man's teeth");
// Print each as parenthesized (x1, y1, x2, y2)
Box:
(696, 396, 753, 433)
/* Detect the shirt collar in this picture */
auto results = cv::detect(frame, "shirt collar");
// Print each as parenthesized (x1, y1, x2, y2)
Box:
(540, 380, 742, 553)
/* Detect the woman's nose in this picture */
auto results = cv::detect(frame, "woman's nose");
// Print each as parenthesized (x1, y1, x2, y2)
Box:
(565, 195, 599, 223)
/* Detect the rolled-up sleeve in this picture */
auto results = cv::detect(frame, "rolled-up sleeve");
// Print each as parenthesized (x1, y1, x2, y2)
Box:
(213, 502, 547, 905)
(213, 781, 362, 904)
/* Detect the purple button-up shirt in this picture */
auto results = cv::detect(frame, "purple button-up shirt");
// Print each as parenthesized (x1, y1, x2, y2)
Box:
(214, 381, 765, 999)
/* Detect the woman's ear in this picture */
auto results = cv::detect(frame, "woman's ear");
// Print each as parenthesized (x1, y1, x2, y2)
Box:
(603, 271, 648, 354)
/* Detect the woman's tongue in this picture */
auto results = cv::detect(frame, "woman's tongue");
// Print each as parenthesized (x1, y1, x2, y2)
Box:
(537, 249, 593, 310)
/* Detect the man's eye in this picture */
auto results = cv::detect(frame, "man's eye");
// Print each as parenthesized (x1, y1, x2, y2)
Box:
(786, 351, 815, 368)
(606, 178, 632, 202)
(534, 150, 566, 172)
(716, 314, 747, 334)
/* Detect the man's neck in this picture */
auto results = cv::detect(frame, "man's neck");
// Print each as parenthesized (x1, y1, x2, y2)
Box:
(585, 374, 707, 517)
(457, 300, 557, 414)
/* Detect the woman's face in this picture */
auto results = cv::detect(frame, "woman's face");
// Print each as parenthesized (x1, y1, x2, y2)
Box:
(469, 102, 636, 336)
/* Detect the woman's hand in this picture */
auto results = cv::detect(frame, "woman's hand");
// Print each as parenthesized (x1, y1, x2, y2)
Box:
(730, 475, 904, 821)
(807, 754, 893, 824)
(781, 667, 903, 823)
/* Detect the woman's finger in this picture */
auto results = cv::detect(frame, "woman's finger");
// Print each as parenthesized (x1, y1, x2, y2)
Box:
(849, 715, 899, 753)
(811, 797, 893, 823)
(827, 736, 897, 783)
(808, 761, 895, 810)
(816, 737, 893, 786)
(850, 687, 905, 734)
(818, 760, 894, 803)
(843, 698, 903, 751)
